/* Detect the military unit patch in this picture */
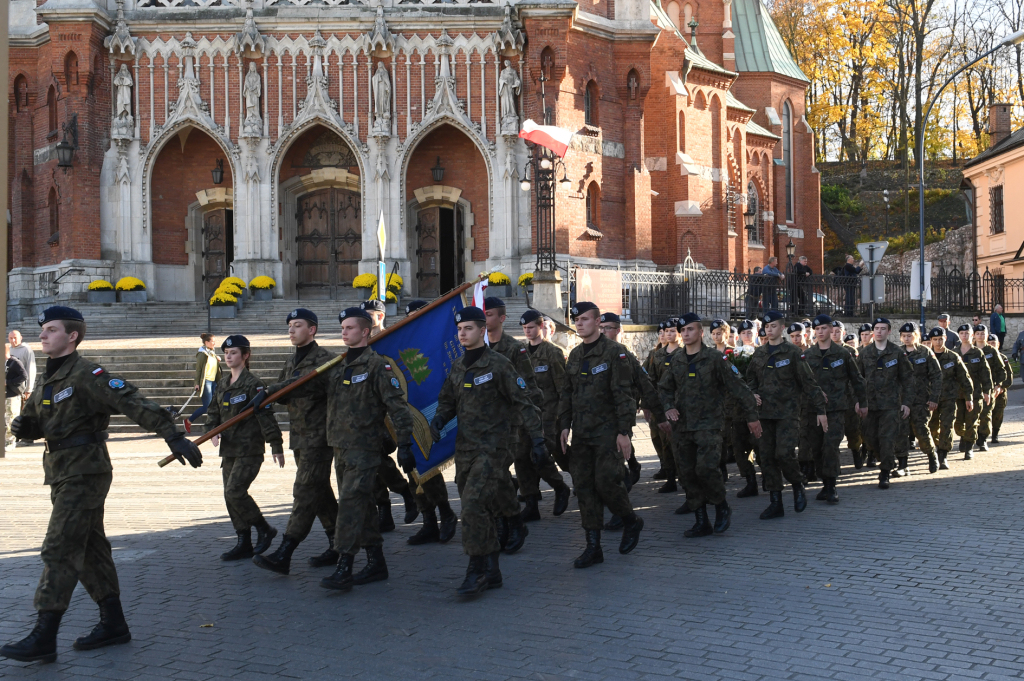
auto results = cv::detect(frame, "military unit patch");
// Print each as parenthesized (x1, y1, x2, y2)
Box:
(391, 377, 401, 389)
(108, 379, 125, 390)
(517, 377, 526, 389)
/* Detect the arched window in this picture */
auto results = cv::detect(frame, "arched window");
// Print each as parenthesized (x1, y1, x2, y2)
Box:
(64, 51, 79, 91)
(47, 86, 57, 133)
(584, 80, 598, 127)
(747, 181, 762, 244)
(14, 75, 28, 112)
(48, 188, 59, 244)
(683, 3, 694, 26)
(667, 1, 680, 28)
(586, 182, 600, 230)
(782, 101, 794, 222)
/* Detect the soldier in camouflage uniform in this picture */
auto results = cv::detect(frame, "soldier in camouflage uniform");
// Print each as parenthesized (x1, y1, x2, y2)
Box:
(252, 309, 339, 575)
(431, 306, 546, 596)
(207, 335, 285, 561)
(788, 322, 820, 483)
(559, 302, 645, 568)
(925, 327, 973, 469)
(728, 320, 761, 498)
(976, 325, 1007, 451)
(954, 323, 992, 459)
(842, 332, 867, 468)
(802, 315, 866, 503)
(986, 334, 1013, 444)
(1, 307, 202, 664)
(660, 313, 761, 537)
(745, 310, 826, 519)
(857, 318, 914, 488)
(856, 322, 876, 472)
(644, 322, 677, 486)
(892, 323, 941, 475)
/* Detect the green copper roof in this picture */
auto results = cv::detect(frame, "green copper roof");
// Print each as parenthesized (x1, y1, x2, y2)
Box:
(732, 0, 809, 83)
(746, 118, 780, 140)
(725, 91, 755, 113)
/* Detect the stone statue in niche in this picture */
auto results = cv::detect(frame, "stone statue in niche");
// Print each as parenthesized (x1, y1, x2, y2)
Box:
(112, 63, 134, 139)
(372, 61, 392, 136)
(499, 60, 521, 135)
(242, 62, 263, 137)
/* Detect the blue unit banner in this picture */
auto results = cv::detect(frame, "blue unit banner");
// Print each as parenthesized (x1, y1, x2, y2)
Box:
(372, 294, 465, 482)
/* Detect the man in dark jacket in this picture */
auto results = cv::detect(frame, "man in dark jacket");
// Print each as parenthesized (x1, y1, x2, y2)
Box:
(841, 255, 863, 316)
(794, 255, 814, 316)
(5, 343, 29, 450)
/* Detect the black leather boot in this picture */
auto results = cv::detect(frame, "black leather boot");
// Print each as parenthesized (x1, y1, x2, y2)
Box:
(737, 471, 759, 498)
(713, 501, 731, 533)
(401, 490, 419, 524)
(878, 469, 891, 489)
(438, 502, 458, 544)
(683, 505, 713, 538)
(927, 453, 938, 474)
(252, 535, 298, 575)
(378, 502, 396, 532)
(674, 500, 694, 514)
(866, 450, 878, 467)
(0, 611, 63, 663)
(221, 531, 254, 561)
(253, 519, 277, 555)
(803, 462, 818, 483)
(657, 479, 677, 493)
(604, 514, 624, 530)
(619, 513, 644, 554)
(308, 531, 339, 568)
(352, 546, 388, 585)
(495, 516, 509, 550)
(484, 552, 503, 588)
(992, 429, 1000, 444)
(938, 450, 949, 470)
(825, 478, 839, 504)
(503, 515, 529, 554)
(553, 483, 571, 517)
(72, 596, 131, 651)
(895, 456, 909, 477)
(852, 446, 864, 469)
(652, 468, 668, 480)
(964, 445, 975, 461)
(792, 482, 807, 513)
(520, 496, 541, 523)
(759, 491, 784, 519)
(816, 484, 828, 501)
(978, 438, 989, 452)
(573, 530, 604, 568)
(408, 508, 440, 545)
(457, 556, 488, 595)
(319, 553, 354, 591)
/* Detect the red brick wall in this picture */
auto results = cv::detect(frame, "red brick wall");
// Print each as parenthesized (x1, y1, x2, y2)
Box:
(151, 130, 233, 266)
(278, 124, 361, 186)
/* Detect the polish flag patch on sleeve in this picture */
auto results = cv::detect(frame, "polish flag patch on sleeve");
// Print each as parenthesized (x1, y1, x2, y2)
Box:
(619, 353, 627, 359)
(92, 367, 105, 375)
(384, 364, 392, 371)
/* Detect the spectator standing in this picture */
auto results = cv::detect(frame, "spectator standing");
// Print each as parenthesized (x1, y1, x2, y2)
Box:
(841, 255, 863, 317)
(761, 258, 784, 312)
(7, 330, 35, 447)
(184, 333, 221, 434)
(1010, 327, 1024, 361)
(746, 267, 763, 319)
(936, 313, 960, 351)
(989, 304, 1007, 349)
(793, 255, 813, 315)
(4, 344, 28, 452)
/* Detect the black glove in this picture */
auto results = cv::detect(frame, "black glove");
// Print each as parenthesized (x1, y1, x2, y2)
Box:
(166, 432, 202, 468)
(271, 443, 284, 456)
(430, 415, 446, 443)
(10, 416, 32, 440)
(245, 388, 267, 412)
(397, 442, 416, 474)
(530, 437, 550, 467)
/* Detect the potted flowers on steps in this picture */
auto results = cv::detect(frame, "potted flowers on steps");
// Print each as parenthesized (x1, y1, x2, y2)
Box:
(353, 273, 376, 300)
(209, 288, 238, 318)
(249, 275, 275, 301)
(115, 277, 147, 303)
(487, 271, 512, 297)
(87, 280, 116, 304)
(219, 278, 246, 311)
(518, 272, 534, 298)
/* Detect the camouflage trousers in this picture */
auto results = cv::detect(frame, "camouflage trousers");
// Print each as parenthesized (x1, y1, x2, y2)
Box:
(929, 400, 958, 453)
(35, 473, 119, 613)
(798, 409, 814, 463)
(221, 456, 265, 533)
(571, 436, 634, 531)
(992, 390, 1008, 436)
(758, 418, 803, 492)
(333, 448, 382, 555)
(650, 426, 676, 479)
(977, 393, 996, 443)
(284, 447, 338, 542)
(412, 473, 450, 514)
(454, 447, 519, 556)
(544, 421, 571, 473)
(374, 452, 412, 505)
(673, 429, 726, 509)
(805, 411, 846, 479)
(863, 409, 901, 471)
(954, 397, 982, 449)
(513, 426, 566, 499)
(897, 404, 935, 457)
(729, 420, 758, 478)
(845, 404, 863, 454)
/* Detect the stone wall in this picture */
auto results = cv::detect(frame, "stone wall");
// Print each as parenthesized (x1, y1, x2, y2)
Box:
(876, 225, 974, 275)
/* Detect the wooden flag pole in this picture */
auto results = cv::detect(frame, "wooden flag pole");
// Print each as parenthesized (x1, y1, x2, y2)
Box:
(159, 273, 487, 467)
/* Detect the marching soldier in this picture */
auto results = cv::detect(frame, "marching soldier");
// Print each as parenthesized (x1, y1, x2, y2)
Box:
(430, 306, 545, 596)
(976, 324, 1007, 451)
(802, 314, 866, 503)
(517, 309, 572, 519)
(745, 311, 826, 519)
(645, 320, 681, 493)
(789, 322, 818, 482)
(892, 323, 941, 476)
(660, 313, 761, 537)
(925, 327, 973, 470)
(858, 318, 914, 488)
(954, 323, 992, 459)
(0, 307, 202, 664)
(986, 334, 1013, 444)
(729, 320, 761, 498)
(858, 323, 873, 348)
(209, 335, 285, 561)
(644, 323, 676, 484)
(841, 332, 866, 468)
(560, 302, 645, 568)
(252, 309, 339, 575)
(830, 320, 845, 345)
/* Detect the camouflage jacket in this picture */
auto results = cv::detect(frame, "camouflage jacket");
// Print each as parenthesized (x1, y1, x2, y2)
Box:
(959, 346, 993, 398)
(857, 341, 915, 410)
(659, 344, 758, 431)
(745, 340, 826, 419)
(558, 334, 637, 441)
(626, 348, 665, 423)
(802, 342, 867, 413)
(20, 351, 179, 485)
(526, 340, 566, 430)
(933, 347, 974, 402)
(490, 331, 543, 407)
(644, 346, 666, 377)
(903, 344, 942, 405)
(268, 342, 335, 455)
(207, 368, 284, 458)
(996, 350, 1014, 389)
(982, 346, 1009, 389)
(435, 347, 543, 452)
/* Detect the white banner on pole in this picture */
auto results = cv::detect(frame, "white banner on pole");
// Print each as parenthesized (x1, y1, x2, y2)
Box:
(910, 262, 932, 301)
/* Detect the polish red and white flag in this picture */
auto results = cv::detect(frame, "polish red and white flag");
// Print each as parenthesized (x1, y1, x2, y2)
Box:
(519, 120, 574, 158)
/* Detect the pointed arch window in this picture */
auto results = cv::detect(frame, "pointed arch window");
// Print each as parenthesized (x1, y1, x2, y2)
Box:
(782, 101, 794, 222)
(747, 181, 762, 244)
(47, 86, 58, 135)
(584, 81, 598, 127)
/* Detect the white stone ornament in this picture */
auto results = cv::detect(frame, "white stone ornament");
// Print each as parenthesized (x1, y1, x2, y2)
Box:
(371, 62, 392, 136)
(112, 64, 134, 140)
(242, 63, 263, 138)
(498, 60, 521, 135)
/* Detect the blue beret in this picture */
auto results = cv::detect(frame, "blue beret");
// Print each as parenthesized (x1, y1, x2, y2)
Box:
(926, 327, 945, 339)
(812, 314, 833, 328)
(339, 307, 372, 323)
(222, 334, 250, 350)
(859, 323, 873, 333)
(677, 312, 701, 329)
(758, 327, 767, 337)
(405, 300, 428, 315)
(873, 317, 891, 328)
(709, 318, 728, 331)
(973, 324, 988, 333)
(286, 308, 318, 326)
(831, 320, 844, 329)
(762, 310, 785, 324)
(787, 322, 805, 335)
(483, 296, 506, 310)
(988, 333, 998, 342)
(899, 322, 917, 334)
(600, 312, 621, 324)
(361, 299, 386, 314)
(844, 333, 856, 342)
(738, 320, 755, 331)
(957, 323, 972, 332)
(570, 302, 599, 320)
(38, 305, 84, 326)
(455, 306, 486, 324)
(520, 309, 543, 325)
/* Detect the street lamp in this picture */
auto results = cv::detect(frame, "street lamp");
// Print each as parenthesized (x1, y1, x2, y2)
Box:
(211, 158, 224, 185)
(786, 238, 796, 263)
(743, 206, 756, 233)
(521, 146, 572, 272)
(915, 28, 1024, 327)
(431, 156, 445, 183)
(55, 114, 78, 171)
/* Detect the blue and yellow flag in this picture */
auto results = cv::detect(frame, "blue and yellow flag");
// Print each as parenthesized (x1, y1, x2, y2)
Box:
(373, 295, 464, 483)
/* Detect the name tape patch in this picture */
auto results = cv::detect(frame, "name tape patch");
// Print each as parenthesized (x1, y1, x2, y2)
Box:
(775, 358, 791, 368)
(830, 359, 845, 368)
(474, 373, 493, 385)
(534, 365, 549, 373)
(53, 387, 73, 403)
(970, 358, 981, 364)
(351, 372, 369, 384)
(885, 359, 898, 368)
(914, 358, 927, 364)
(943, 361, 955, 369)
(229, 393, 248, 404)
(592, 362, 609, 374)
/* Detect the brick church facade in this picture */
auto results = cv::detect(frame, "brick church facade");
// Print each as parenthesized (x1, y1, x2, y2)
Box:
(7, 0, 820, 304)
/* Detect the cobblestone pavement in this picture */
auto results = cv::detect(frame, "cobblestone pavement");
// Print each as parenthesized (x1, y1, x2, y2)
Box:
(1, 392, 1023, 681)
